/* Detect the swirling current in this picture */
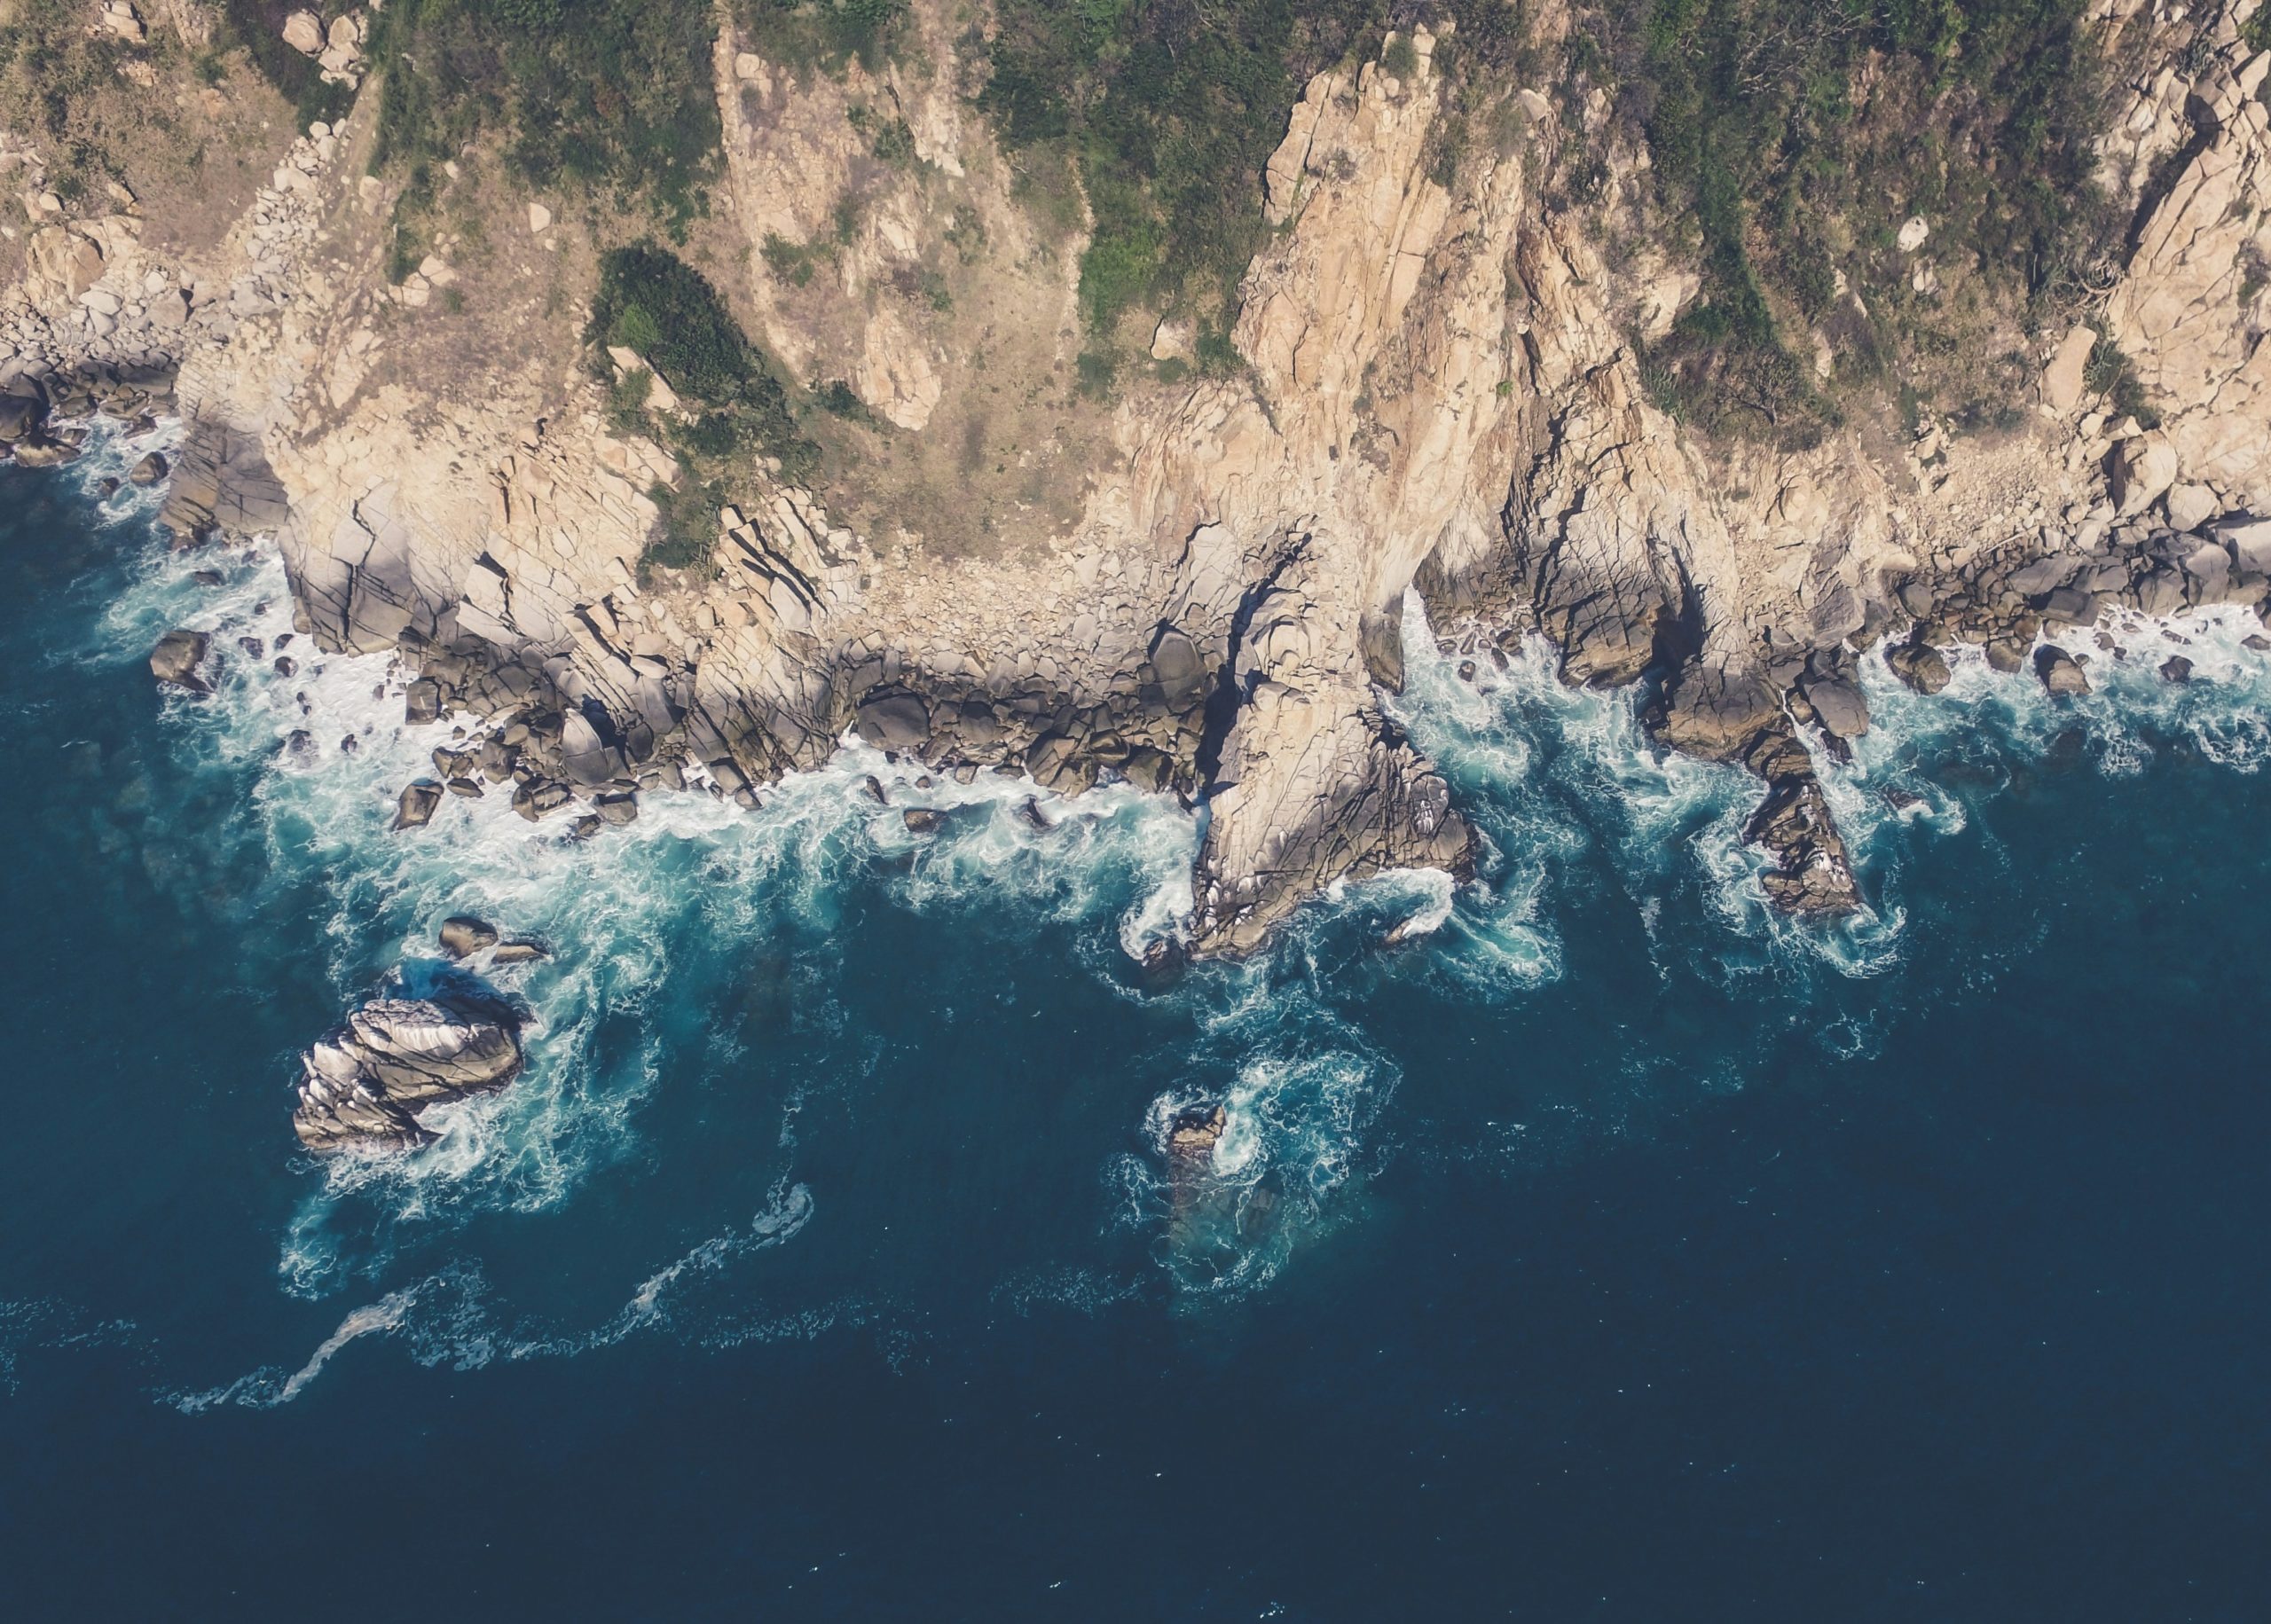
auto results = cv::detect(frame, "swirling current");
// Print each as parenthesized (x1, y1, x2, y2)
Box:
(6, 432, 2271, 1617)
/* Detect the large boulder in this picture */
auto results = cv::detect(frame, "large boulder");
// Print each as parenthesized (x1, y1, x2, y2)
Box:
(149, 628, 210, 692)
(2034, 646, 2090, 696)
(127, 451, 168, 485)
(855, 692, 930, 750)
(1884, 639, 1951, 694)
(1801, 673, 1869, 741)
(0, 393, 43, 443)
(291, 995, 524, 1153)
(393, 780, 444, 830)
(1651, 659, 1781, 761)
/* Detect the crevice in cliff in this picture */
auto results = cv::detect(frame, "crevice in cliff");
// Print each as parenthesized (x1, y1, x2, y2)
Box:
(1193, 537, 1310, 794)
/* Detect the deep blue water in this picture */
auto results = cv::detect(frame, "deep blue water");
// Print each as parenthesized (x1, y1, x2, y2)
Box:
(5, 435, 2271, 1619)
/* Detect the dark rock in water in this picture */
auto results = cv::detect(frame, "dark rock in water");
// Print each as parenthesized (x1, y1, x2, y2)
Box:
(2034, 646, 2091, 697)
(405, 678, 443, 726)
(98, 476, 121, 497)
(1801, 673, 1869, 741)
(1140, 936, 1186, 981)
(341, 734, 361, 755)
(0, 392, 43, 443)
(511, 779, 571, 822)
(9, 436, 80, 469)
(1882, 788, 1925, 812)
(291, 994, 525, 1154)
(2245, 634, 2270, 653)
(1984, 640, 2027, 675)
(447, 776, 483, 798)
(1457, 659, 1477, 682)
(128, 451, 168, 486)
(237, 635, 264, 659)
(491, 941, 548, 965)
(393, 780, 444, 831)
(594, 791, 639, 827)
(272, 655, 297, 678)
(274, 632, 294, 650)
(1168, 1103, 1227, 1162)
(2160, 655, 2194, 685)
(285, 729, 316, 763)
(862, 773, 889, 805)
(438, 916, 499, 958)
(149, 629, 210, 693)
(570, 813, 603, 840)
(1745, 765, 1861, 919)
(1019, 796, 1051, 830)
(1885, 639, 1952, 695)
(901, 807, 944, 834)
(1651, 658, 1782, 762)
(191, 569, 224, 586)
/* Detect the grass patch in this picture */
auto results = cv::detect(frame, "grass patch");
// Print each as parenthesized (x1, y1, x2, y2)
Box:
(363, 0, 720, 233)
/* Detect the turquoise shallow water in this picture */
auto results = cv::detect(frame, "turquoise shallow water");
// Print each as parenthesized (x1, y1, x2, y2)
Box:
(5, 435, 2271, 1618)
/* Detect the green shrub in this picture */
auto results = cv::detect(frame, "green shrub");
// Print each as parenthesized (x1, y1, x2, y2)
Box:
(588, 244, 819, 478)
(363, 0, 719, 231)
(734, 0, 908, 75)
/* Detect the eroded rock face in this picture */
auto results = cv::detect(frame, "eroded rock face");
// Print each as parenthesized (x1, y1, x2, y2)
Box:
(291, 995, 524, 1153)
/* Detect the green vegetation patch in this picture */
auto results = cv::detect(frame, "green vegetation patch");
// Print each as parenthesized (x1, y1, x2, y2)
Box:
(1581, 0, 2118, 447)
(363, 0, 721, 232)
(587, 246, 821, 574)
(733, 0, 908, 76)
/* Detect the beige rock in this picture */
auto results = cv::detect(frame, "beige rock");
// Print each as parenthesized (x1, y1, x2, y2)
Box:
(2042, 325, 2099, 415)
(1897, 216, 1929, 252)
(527, 201, 551, 234)
(281, 10, 321, 55)
(2164, 482, 2218, 532)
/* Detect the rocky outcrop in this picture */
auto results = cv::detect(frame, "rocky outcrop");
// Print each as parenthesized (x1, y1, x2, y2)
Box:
(148, 628, 209, 692)
(290, 994, 524, 1153)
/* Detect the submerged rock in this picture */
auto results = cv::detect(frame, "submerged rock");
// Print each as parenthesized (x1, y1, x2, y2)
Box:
(291, 994, 524, 1154)
(901, 806, 943, 834)
(2160, 655, 2194, 684)
(149, 628, 210, 693)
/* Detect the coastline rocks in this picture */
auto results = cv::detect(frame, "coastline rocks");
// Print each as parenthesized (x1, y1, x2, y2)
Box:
(438, 915, 499, 958)
(2034, 646, 2091, 696)
(393, 780, 443, 830)
(1168, 1103, 1227, 1162)
(291, 994, 524, 1153)
(1741, 733, 1861, 919)
(128, 451, 168, 486)
(2160, 655, 2193, 685)
(149, 628, 210, 692)
(901, 807, 943, 834)
(1885, 639, 1952, 695)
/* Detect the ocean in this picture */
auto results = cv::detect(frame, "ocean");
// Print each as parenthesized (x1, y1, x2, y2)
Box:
(4, 426, 2270, 1619)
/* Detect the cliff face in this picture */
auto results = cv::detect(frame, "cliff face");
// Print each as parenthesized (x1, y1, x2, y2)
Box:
(4, 0, 2268, 954)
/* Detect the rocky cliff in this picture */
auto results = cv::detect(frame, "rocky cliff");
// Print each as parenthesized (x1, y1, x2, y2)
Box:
(4, 0, 2267, 954)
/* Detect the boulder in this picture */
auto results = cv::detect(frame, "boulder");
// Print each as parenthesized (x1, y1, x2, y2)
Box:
(393, 780, 444, 830)
(2109, 434, 2179, 517)
(2039, 586, 2102, 627)
(438, 916, 499, 958)
(1885, 639, 1951, 695)
(2165, 484, 2218, 533)
(0, 393, 43, 443)
(149, 628, 209, 692)
(855, 692, 929, 750)
(404, 678, 443, 725)
(2214, 515, 2271, 577)
(291, 995, 524, 1153)
(1651, 659, 1781, 761)
(11, 437, 82, 469)
(1800, 674, 1868, 740)
(490, 941, 548, 965)
(901, 807, 944, 834)
(594, 791, 639, 826)
(281, 10, 322, 55)
(1745, 766, 1861, 919)
(2034, 646, 2090, 696)
(1168, 1103, 1227, 1162)
(2160, 655, 2193, 685)
(128, 451, 168, 485)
